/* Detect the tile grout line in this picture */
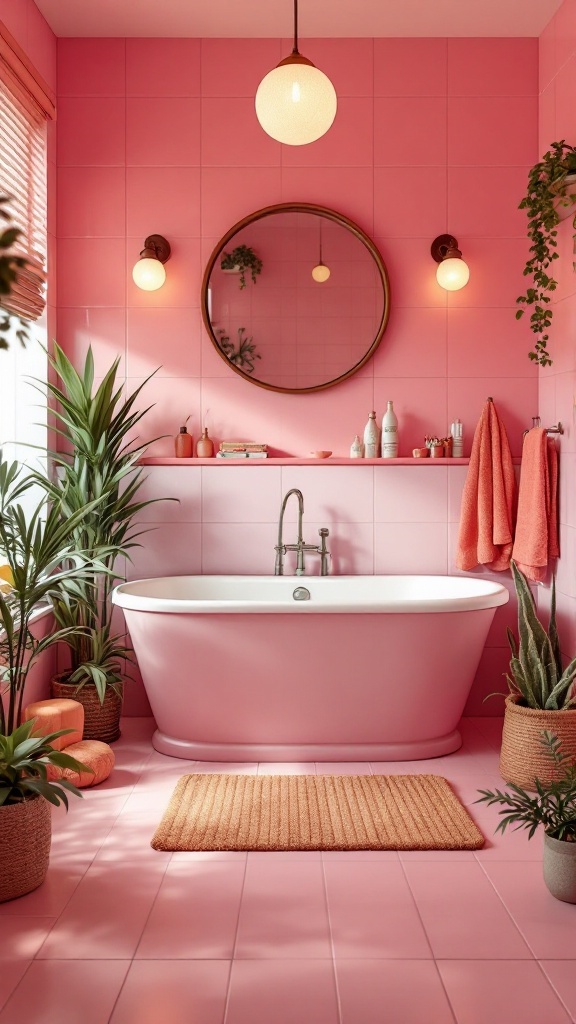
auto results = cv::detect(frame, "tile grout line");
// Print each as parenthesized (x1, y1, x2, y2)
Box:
(222, 847, 250, 1024)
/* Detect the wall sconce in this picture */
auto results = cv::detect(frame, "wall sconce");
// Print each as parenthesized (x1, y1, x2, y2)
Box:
(255, 0, 337, 146)
(311, 218, 330, 282)
(431, 234, 470, 291)
(132, 234, 171, 291)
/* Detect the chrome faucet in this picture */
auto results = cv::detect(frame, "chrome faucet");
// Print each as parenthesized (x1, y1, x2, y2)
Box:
(274, 488, 330, 576)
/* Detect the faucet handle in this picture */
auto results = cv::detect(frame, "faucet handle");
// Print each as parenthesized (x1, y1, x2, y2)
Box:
(319, 527, 329, 538)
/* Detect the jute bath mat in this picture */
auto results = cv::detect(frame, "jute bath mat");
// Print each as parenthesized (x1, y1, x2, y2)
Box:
(151, 774, 484, 852)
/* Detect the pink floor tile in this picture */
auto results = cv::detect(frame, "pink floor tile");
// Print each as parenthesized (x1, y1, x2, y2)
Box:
(437, 960, 571, 1024)
(0, 919, 55, 959)
(136, 859, 245, 959)
(109, 960, 229, 1024)
(336, 959, 456, 1024)
(0, 962, 29, 1014)
(226, 959, 339, 1024)
(541, 961, 576, 1020)
(0, 960, 129, 1024)
(324, 861, 431, 959)
(481, 861, 576, 959)
(235, 859, 331, 959)
(36, 862, 167, 959)
(401, 861, 532, 958)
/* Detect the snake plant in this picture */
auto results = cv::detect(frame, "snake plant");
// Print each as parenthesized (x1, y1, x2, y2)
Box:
(506, 561, 576, 710)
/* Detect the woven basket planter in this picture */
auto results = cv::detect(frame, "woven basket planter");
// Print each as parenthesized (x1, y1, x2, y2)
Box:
(0, 795, 51, 903)
(500, 695, 576, 791)
(50, 673, 123, 743)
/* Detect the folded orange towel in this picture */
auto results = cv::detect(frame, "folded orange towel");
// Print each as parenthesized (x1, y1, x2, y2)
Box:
(512, 428, 559, 582)
(456, 399, 516, 572)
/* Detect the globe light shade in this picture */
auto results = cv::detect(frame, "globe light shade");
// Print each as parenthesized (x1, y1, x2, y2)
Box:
(311, 263, 331, 283)
(132, 257, 167, 292)
(255, 55, 337, 146)
(436, 257, 470, 292)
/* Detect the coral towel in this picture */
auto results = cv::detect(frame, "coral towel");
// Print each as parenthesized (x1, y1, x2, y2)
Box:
(512, 428, 559, 582)
(456, 399, 516, 572)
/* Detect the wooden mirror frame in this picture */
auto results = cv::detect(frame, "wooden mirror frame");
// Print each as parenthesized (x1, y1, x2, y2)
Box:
(201, 202, 391, 394)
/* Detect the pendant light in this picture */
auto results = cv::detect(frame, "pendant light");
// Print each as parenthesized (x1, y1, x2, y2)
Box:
(255, 0, 337, 146)
(312, 218, 330, 282)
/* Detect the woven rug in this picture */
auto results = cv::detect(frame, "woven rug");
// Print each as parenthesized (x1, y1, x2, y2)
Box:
(151, 774, 484, 852)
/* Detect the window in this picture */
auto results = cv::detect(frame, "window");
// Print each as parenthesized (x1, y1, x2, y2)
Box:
(0, 24, 53, 469)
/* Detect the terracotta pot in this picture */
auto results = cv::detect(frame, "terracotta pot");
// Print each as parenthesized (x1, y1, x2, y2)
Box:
(543, 834, 576, 903)
(555, 173, 576, 223)
(412, 447, 429, 458)
(50, 673, 123, 743)
(500, 695, 576, 791)
(430, 444, 444, 458)
(0, 795, 51, 902)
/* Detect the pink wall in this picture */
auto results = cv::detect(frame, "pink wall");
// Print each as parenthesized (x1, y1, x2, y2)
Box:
(538, 2, 576, 661)
(55, 36, 540, 716)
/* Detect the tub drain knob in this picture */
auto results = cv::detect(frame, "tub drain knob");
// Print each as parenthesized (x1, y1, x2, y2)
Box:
(293, 586, 311, 601)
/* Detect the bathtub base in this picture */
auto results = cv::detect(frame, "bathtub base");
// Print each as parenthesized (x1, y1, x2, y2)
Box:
(152, 728, 463, 763)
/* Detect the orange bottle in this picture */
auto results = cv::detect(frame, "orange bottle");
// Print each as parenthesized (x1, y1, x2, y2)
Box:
(175, 418, 193, 458)
(196, 428, 214, 458)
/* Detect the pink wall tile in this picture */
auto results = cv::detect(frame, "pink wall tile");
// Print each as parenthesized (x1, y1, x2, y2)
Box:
(374, 466, 448, 522)
(374, 521, 448, 574)
(446, 237, 532, 310)
(373, 307, 447, 378)
(25, 0, 57, 90)
(126, 98, 201, 166)
(58, 238, 127, 308)
(554, 54, 576, 142)
(201, 166, 282, 238)
(539, 18, 558, 92)
(555, 0, 576, 71)
(126, 39, 201, 96)
(299, 39, 374, 97)
(280, 167, 375, 232)
(126, 166, 201, 239)
(202, 98, 281, 167)
(374, 166, 447, 239)
(279, 465, 374, 523)
(377, 237, 447, 308)
(539, 83, 556, 153)
(374, 39, 447, 97)
(57, 167, 126, 237)
(448, 166, 532, 237)
(448, 97, 537, 166)
(126, 523, 202, 579)
(58, 98, 126, 166)
(201, 522, 279, 574)
(58, 39, 126, 96)
(201, 465, 281, 522)
(135, 466, 202, 523)
(57, 307, 126, 376)
(447, 307, 538, 378)
(374, 98, 447, 167)
(448, 38, 538, 96)
(127, 307, 202, 378)
(201, 39, 283, 97)
(280, 98, 374, 168)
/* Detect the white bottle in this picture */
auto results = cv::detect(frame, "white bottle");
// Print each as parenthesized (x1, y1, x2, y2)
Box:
(350, 434, 364, 458)
(450, 418, 463, 458)
(381, 401, 398, 458)
(363, 411, 380, 459)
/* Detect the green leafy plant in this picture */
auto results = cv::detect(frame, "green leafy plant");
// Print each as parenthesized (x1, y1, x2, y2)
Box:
(0, 194, 30, 351)
(217, 327, 261, 374)
(477, 731, 576, 841)
(0, 719, 92, 808)
(0, 459, 109, 734)
(32, 343, 166, 703)
(516, 140, 576, 367)
(502, 560, 576, 710)
(220, 245, 263, 290)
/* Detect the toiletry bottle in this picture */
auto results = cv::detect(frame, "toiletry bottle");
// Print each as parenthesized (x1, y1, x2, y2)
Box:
(196, 427, 214, 458)
(350, 434, 364, 458)
(381, 401, 398, 458)
(450, 418, 463, 458)
(363, 410, 380, 459)
(175, 418, 193, 458)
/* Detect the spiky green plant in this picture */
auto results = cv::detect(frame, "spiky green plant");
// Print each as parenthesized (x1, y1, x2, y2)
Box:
(505, 560, 576, 710)
(477, 731, 576, 841)
(32, 343, 166, 702)
(0, 719, 92, 808)
(0, 459, 110, 735)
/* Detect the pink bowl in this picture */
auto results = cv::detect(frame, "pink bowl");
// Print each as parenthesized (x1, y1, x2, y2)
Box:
(311, 450, 332, 459)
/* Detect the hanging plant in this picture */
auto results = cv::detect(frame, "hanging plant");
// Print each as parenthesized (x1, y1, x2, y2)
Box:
(516, 140, 576, 367)
(220, 245, 263, 290)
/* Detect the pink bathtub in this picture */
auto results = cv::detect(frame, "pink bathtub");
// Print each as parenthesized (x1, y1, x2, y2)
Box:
(112, 574, 509, 762)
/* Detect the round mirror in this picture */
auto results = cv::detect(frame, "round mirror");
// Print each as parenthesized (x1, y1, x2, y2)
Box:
(201, 203, 391, 394)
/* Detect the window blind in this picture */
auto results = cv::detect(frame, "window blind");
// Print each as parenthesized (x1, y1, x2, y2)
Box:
(0, 55, 48, 325)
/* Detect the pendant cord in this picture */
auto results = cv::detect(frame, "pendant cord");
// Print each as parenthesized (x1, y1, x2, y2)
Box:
(293, 0, 299, 55)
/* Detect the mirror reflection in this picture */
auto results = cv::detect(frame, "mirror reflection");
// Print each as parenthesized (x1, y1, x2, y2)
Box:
(201, 204, 390, 394)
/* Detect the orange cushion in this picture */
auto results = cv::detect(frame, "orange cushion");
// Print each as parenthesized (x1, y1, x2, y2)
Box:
(45, 739, 115, 788)
(23, 698, 84, 750)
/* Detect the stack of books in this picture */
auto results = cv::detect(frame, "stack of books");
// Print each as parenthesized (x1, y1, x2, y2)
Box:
(217, 442, 268, 459)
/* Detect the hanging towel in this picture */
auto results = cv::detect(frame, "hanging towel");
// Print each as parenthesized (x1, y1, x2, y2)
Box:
(456, 399, 517, 572)
(511, 428, 559, 582)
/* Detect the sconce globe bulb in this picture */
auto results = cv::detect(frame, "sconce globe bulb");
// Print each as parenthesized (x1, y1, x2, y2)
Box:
(312, 263, 331, 283)
(255, 58, 337, 146)
(132, 257, 166, 292)
(436, 257, 470, 292)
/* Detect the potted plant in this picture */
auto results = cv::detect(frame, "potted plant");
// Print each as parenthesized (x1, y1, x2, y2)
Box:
(516, 140, 576, 367)
(0, 459, 101, 902)
(34, 344, 163, 743)
(0, 194, 30, 351)
(216, 326, 262, 374)
(497, 561, 576, 790)
(220, 245, 263, 290)
(477, 731, 576, 903)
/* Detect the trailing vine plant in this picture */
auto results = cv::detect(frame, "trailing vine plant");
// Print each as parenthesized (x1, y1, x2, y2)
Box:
(516, 140, 576, 367)
(220, 245, 263, 290)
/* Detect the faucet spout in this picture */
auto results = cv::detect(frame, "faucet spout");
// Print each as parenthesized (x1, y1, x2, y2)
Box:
(275, 488, 304, 576)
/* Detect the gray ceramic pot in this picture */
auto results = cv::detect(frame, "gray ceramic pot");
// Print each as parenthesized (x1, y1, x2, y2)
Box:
(543, 834, 576, 903)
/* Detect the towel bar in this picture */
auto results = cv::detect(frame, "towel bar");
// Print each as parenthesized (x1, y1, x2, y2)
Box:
(524, 418, 563, 436)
